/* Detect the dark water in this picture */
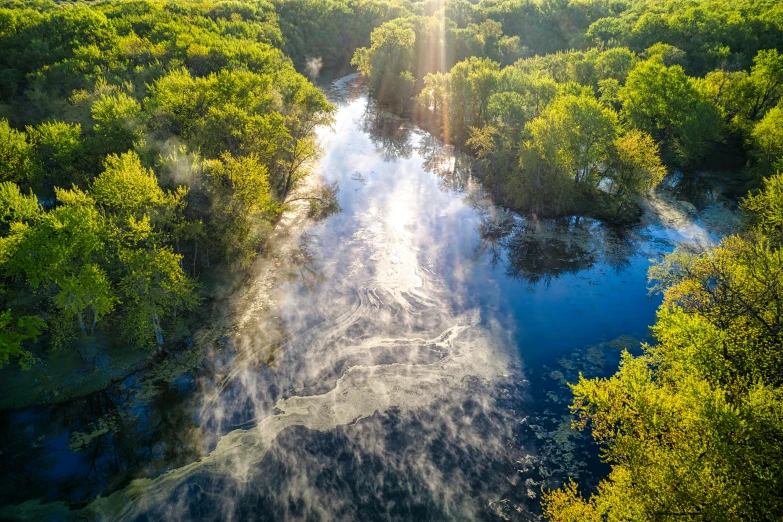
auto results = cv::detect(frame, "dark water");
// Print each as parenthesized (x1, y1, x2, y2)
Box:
(0, 76, 734, 521)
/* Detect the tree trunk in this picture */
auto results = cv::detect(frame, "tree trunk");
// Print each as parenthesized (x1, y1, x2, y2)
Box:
(77, 312, 87, 337)
(193, 238, 198, 276)
(193, 237, 198, 277)
(152, 312, 164, 346)
(615, 200, 627, 221)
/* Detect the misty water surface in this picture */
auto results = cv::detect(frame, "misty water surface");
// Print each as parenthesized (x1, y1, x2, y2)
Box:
(0, 76, 733, 521)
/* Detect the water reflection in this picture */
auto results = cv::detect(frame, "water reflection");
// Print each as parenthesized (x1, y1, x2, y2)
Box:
(416, 134, 470, 194)
(662, 170, 744, 211)
(0, 375, 204, 508)
(289, 232, 325, 290)
(0, 76, 734, 521)
(500, 218, 637, 285)
(360, 102, 414, 161)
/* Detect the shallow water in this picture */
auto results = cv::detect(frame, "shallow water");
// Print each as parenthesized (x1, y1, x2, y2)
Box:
(0, 77, 735, 521)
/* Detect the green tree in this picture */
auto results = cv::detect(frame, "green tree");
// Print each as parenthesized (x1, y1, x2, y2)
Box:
(91, 151, 186, 244)
(487, 91, 531, 137)
(203, 152, 280, 268)
(92, 152, 172, 216)
(26, 120, 84, 192)
(595, 47, 636, 83)
(0, 309, 46, 369)
(745, 49, 783, 122)
(0, 119, 40, 187)
(742, 172, 783, 242)
(544, 345, 783, 521)
(749, 104, 783, 173)
(54, 263, 115, 337)
(447, 57, 500, 143)
(91, 90, 142, 155)
(352, 18, 416, 105)
(609, 129, 666, 219)
(0, 185, 111, 343)
(0, 181, 41, 235)
(274, 72, 334, 200)
(241, 112, 289, 167)
(418, 71, 450, 127)
(119, 246, 197, 347)
(0, 187, 106, 290)
(527, 94, 618, 186)
(620, 58, 722, 166)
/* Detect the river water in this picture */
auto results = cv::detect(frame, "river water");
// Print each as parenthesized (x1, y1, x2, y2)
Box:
(0, 76, 737, 521)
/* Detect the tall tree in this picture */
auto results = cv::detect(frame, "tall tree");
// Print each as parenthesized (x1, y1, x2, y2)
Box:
(609, 129, 667, 219)
(527, 94, 618, 186)
(119, 245, 197, 348)
(620, 58, 722, 166)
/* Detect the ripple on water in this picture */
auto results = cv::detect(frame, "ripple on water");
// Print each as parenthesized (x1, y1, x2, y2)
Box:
(0, 75, 738, 522)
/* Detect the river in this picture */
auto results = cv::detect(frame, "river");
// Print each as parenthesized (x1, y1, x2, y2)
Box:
(0, 75, 738, 521)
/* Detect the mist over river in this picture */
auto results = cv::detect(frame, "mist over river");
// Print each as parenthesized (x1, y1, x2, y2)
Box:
(0, 75, 737, 521)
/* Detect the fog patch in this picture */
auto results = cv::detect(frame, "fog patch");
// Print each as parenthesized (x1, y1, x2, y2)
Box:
(306, 57, 323, 79)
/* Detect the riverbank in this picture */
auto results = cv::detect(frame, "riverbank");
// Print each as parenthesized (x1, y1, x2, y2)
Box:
(0, 76, 743, 521)
(0, 172, 327, 412)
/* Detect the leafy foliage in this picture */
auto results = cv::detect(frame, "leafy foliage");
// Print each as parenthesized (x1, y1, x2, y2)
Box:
(543, 176, 783, 521)
(0, 0, 332, 365)
(341, 0, 782, 219)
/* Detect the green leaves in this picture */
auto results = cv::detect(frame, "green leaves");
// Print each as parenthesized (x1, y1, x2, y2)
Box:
(619, 58, 723, 166)
(742, 172, 783, 241)
(54, 264, 115, 336)
(203, 152, 280, 268)
(91, 91, 142, 155)
(528, 94, 618, 185)
(92, 151, 185, 238)
(609, 129, 666, 219)
(0, 118, 41, 188)
(0, 152, 196, 346)
(26, 121, 84, 191)
(118, 245, 198, 347)
(3, 187, 106, 289)
(545, 177, 783, 521)
(0, 309, 46, 369)
(749, 104, 783, 173)
(0, 182, 41, 235)
(352, 18, 416, 105)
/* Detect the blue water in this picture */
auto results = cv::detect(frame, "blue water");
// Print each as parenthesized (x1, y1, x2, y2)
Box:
(0, 77, 732, 521)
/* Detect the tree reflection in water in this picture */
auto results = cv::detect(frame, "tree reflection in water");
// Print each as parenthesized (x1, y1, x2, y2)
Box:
(411, 126, 641, 287)
(0, 375, 205, 507)
(416, 134, 466, 194)
(508, 219, 637, 284)
(360, 99, 413, 161)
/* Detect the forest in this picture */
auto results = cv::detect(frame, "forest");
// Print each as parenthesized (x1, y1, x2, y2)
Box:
(0, 0, 782, 520)
(0, 0, 333, 360)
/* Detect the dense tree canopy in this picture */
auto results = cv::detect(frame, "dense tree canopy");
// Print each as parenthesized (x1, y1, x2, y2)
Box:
(0, 0, 333, 365)
(340, 0, 783, 219)
(1, 1, 782, 518)
(543, 167, 783, 521)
